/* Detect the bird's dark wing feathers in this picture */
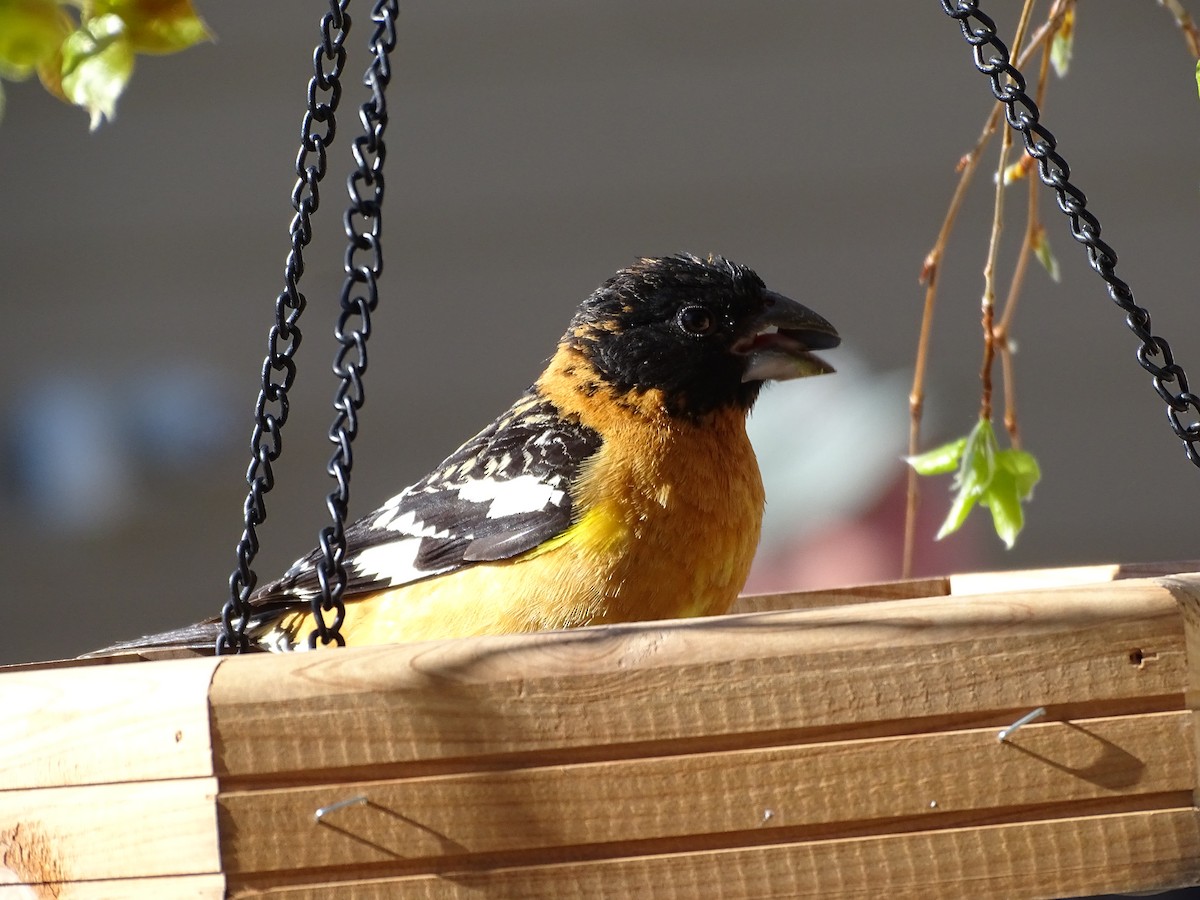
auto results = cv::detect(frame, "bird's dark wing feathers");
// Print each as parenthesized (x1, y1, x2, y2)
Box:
(249, 390, 601, 607)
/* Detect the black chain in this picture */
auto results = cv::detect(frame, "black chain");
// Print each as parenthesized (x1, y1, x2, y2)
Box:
(218, 2, 352, 654)
(308, 0, 400, 648)
(941, 0, 1200, 464)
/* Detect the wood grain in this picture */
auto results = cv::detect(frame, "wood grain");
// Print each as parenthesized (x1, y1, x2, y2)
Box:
(733, 561, 1200, 615)
(218, 711, 1192, 877)
(225, 808, 1200, 899)
(3, 568, 1196, 898)
(0, 874, 225, 899)
(209, 578, 1186, 782)
(1170, 574, 1200, 813)
(1, 655, 219, 791)
(0, 778, 220, 883)
(733, 576, 949, 613)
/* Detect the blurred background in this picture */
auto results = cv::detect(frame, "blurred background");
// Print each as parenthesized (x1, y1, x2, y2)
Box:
(2, 2, 1199, 665)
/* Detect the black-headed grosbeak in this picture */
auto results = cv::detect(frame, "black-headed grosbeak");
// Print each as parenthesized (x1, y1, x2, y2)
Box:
(98, 254, 839, 655)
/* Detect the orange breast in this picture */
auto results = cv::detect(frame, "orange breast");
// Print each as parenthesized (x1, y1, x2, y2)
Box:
(270, 348, 765, 648)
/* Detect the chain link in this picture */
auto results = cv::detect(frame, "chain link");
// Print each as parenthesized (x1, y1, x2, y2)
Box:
(218, 1, 352, 654)
(941, 0, 1200, 465)
(308, 0, 400, 648)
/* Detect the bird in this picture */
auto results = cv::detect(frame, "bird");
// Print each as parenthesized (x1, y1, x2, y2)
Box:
(92, 253, 840, 656)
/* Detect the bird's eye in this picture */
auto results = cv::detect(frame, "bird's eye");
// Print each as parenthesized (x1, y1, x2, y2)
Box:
(677, 305, 716, 336)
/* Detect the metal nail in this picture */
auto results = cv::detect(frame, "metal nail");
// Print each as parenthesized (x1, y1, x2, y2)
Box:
(314, 794, 369, 823)
(997, 706, 1046, 742)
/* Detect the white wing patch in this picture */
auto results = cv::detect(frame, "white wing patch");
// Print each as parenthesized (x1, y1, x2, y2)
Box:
(372, 502, 452, 538)
(457, 474, 566, 519)
(353, 538, 429, 584)
(245, 390, 602, 616)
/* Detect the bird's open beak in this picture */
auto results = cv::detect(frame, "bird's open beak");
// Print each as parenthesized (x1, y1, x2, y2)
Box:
(735, 290, 841, 383)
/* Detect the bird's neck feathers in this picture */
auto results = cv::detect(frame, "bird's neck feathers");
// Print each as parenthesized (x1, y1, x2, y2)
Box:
(536, 342, 760, 430)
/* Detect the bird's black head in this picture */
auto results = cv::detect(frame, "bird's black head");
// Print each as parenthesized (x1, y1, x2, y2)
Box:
(563, 254, 840, 420)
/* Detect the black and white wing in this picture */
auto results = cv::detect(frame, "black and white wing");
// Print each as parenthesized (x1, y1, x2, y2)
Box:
(249, 390, 601, 608)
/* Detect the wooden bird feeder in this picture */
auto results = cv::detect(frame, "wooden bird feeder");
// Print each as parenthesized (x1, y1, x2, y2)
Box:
(5, 561, 1200, 898)
(9, 2, 1200, 897)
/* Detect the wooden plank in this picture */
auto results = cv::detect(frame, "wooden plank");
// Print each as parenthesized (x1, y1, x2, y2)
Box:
(0, 778, 221, 883)
(733, 576, 949, 614)
(1172, 573, 1200, 812)
(0, 656, 220, 790)
(951, 560, 1200, 596)
(0, 647, 210, 673)
(210, 578, 1187, 781)
(218, 711, 1192, 877)
(0, 874, 225, 899)
(226, 807, 1200, 898)
(734, 561, 1200, 615)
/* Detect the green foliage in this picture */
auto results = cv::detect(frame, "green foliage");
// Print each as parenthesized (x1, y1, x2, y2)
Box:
(1051, 8, 1074, 77)
(61, 12, 133, 128)
(907, 418, 1041, 550)
(0, 0, 210, 129)
(1032, 225, 1060, 283)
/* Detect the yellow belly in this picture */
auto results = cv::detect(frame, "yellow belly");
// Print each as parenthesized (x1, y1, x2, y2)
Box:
(270, 403, 764, 649)
(270, 350, 767, 650)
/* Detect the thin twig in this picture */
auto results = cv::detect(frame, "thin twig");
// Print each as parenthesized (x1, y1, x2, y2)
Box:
(902, 0, 1069, 576)
(979, 0, 1037, 424)
(903, 86, 1006, 578)
(995, 28, 1054, 344)
(1159, 0, 1200, 59)
(995, 39, 1055, 447)
(979, 121, 1014, 423)
(903, 143, 988, 577)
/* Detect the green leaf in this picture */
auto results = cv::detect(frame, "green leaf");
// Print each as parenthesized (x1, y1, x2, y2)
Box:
(910, 418, 1041, 548)
(905, 436, 966, 476)
(980, 466, 1023, 550)
(1195, 59, 1200, 101)
(1051, 8, 1074, 78)
(980, 447, 1039, 549)
(93, 0, 212, 54)
(936, 477, 980, 541)
(61, 13, 134, 130)
(997, 447, 1041, 500)
(934, 418, 996, 542)
(1032, 226, 1060, 283)
(0, 0, 70, 81)
(955, 417, 996, 495)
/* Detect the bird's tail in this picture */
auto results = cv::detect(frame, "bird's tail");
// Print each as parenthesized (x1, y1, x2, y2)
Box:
(79, 620, 250, 660)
